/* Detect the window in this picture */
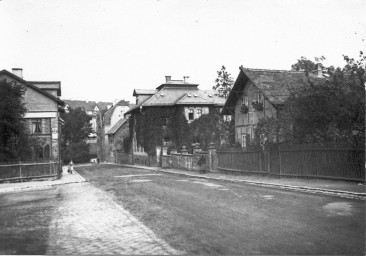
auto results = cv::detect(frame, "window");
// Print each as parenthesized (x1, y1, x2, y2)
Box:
(257, 93, 263, 103)
(188, 109, 194, 120)
(32, 119, 42, 133)
(241, 134, 248, 148)
(242, 94, 248, 106)
(196, 109, 202, 119)
(249, 112, 254, 124)
(109, 135, 113, 143)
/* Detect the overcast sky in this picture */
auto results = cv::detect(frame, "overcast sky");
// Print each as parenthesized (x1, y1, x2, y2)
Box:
(0, 0, 365, 104)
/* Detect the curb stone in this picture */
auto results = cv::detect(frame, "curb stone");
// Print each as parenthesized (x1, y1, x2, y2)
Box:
(108, 163, 366, 200)
(0, 170, 86, 194)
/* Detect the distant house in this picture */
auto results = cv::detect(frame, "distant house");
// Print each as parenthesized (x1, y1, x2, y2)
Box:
(63, 100, 113, 133)
(105, 118, 130, 162)
(99, 100, 133, 162)
(0, 68, 64, 162)
(63, 100, 113, 157)
(125, 76, 225, 156)
(221, 66, 307, 148)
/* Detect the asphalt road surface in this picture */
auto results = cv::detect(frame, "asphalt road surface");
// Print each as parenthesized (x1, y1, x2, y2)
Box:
(0, 164, 364, 255)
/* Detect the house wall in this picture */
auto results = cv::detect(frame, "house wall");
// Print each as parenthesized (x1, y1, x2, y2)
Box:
(234, 81, 277, 145)
(183, 106, 209, 123)
(110, 106, 129, 129)
(107, 121, 130, 163)
(0, 73, 61, 161)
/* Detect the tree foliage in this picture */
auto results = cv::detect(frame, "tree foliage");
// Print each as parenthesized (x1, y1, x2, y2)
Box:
(212, 65, 234, 99)
(0, 79, 31, 161)
(61, 107, 92, 144)
(255, 52, 365, 146)
(134, 107, 191, 155)
(61, 107, 93, 163)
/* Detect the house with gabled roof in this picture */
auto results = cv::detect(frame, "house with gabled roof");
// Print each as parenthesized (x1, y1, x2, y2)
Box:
(0, 68, 65, 163)
(125, 76, 225, 158)
(98, 100, 134, 162)
(221, 66, 308, 148)
(104, 118, 129, 162)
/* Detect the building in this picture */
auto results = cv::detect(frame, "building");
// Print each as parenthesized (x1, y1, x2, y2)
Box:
(221, 66, 308, 147)
(125, 76, 226, 156)
(98, 100, 133, 162)
(105, 118, 130, 162)
(0, 68, 64, 161)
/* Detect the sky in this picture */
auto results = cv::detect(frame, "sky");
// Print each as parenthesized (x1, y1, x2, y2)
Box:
(0, 0, 365, 104)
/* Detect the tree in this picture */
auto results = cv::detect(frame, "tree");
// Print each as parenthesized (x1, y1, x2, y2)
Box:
(0, 79, 31, 161)
(189, 108, 222, 150)
(213, 65, 234, 99)
(61, 107, 93, 163)
(212, 65, 236, 146)
(255, 53, 365, 145)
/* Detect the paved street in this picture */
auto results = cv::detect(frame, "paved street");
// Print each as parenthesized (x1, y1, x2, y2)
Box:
(0, 164, 365, 255)
(79, 164, 365, 255)
(0, 182, 181, 255)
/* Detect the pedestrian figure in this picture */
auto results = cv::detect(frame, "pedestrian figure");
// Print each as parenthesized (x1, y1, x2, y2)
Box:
(68, 160, 74, 174)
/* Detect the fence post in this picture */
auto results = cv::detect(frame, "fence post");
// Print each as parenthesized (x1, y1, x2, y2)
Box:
(19, 160, 22, 178)
(279, 151, 282, 176)
(259, 152, 262, 172)
(208, 142, 217, 172)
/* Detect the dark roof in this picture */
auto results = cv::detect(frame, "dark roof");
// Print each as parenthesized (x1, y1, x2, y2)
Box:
(63, 100, 113, 112)
(106, 118, 127, 135)
(133, 89, 157, 96)
(28, 81, 61, 96)
(125, 86, 225, 116)
(221, 66, 307, 115)
(0, 69, 64, 106)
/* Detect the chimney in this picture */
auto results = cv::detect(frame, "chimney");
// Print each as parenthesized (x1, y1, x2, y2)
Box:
(183, 76, 190, 83)
(165, 76, 171, 83)
(12, 68, 23, 78)
(316, 63, 322, 78)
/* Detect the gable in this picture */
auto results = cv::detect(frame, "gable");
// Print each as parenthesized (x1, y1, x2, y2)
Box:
(0, 72, 58, 112)
(221, 67, 307, 115)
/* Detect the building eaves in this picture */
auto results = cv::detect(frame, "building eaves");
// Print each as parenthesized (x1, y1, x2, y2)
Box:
(106, 118, 127, 135)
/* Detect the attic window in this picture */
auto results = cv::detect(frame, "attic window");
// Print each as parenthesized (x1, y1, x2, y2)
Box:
(160, 93, 165, 96)
(208, 94, 213, 97)
(193, 94, 198, 97)
(187, 93, 192, 97)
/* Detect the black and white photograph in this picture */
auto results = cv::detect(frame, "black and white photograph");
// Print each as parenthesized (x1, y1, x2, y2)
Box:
(0, 0, 365, 255)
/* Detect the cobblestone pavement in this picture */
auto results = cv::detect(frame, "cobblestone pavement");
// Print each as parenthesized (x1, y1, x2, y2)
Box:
(46, 182, 182, 255)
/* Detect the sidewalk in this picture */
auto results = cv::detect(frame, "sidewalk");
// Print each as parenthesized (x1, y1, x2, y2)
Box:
(115, 164, 366, 200)
(0, 166, 86, 194)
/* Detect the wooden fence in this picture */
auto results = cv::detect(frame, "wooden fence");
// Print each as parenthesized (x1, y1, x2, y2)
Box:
(0, 160, 61, 182)
(217, 144, 365, 182)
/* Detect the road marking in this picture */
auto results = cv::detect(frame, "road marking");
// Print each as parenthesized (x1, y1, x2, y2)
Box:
(261, 195, 274, 200)
(323, 202, 353, 216)
(114, 174, 162, 178)
(193, 181, 223, 188)
(130, 179, 151, 183)
(177, 180, 190, 182)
